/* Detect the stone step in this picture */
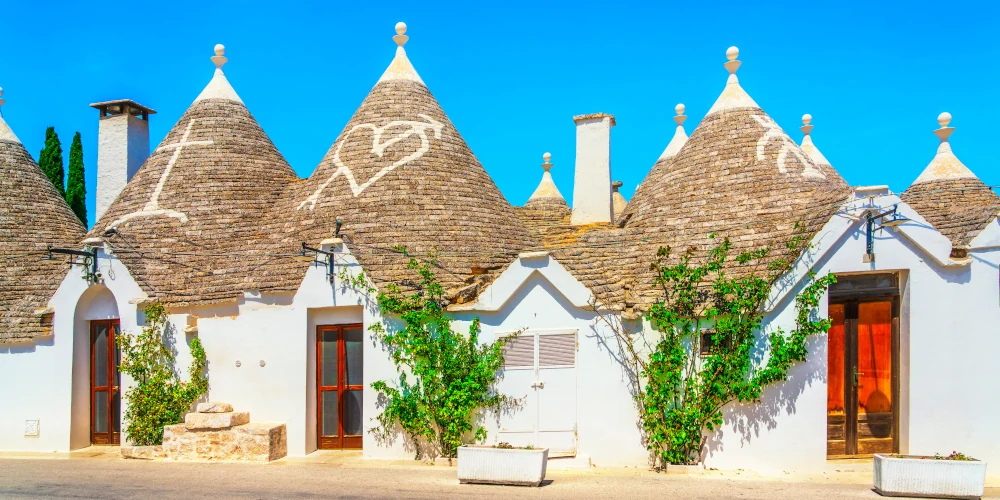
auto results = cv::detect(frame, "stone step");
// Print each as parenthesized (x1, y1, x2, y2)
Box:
(196, 402, 233, 413)
(184, 411, 249, 430)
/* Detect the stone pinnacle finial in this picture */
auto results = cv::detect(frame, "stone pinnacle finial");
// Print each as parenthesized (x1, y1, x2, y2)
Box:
(541, 152, 553, 172)
(394, 22, 409, 47)
(211, 44, 228, 70)
(934, 112, 955, 142)
(674, 103, 687, 126)
(724, 46, 741, 76)
(801, 113, 814, 136)
(0, 87, 5, 109)
(612, 180, 623, 192)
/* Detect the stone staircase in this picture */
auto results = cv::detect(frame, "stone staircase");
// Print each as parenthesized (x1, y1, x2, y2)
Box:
(121, 402, 286, 462)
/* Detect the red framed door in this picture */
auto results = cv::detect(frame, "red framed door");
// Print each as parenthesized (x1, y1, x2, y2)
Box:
(90, 319, 121, 445)
(317, 324, 364, 449)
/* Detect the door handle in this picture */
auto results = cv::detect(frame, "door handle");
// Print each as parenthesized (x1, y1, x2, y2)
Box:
(531, 380, 545, 389)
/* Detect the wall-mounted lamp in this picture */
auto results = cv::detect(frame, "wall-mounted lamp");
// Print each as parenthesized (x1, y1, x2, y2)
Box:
(335, 218, 343, 237)
(44, 245, 100, 282)
(864, 204, 911, 263)
(298, 242, 336, 282)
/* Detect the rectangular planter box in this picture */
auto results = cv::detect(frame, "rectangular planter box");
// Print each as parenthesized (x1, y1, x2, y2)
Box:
(457, 446, 548, 487)
(873, 454, 987, 499)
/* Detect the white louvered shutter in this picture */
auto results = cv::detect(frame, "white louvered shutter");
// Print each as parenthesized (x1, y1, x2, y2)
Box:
(503, 335, 535, 368)
(538, 333, 576, 367)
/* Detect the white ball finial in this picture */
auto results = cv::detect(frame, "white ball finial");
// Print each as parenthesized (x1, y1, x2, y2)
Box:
(802, 114, 812, 126)
(211, 44, 229, 70)
(393, 22, 410, 47)
(726, 46, 739, 61)
(675, 103, 685, 115)
(937, 112, 952, 127)
(543, 152, 552, 162)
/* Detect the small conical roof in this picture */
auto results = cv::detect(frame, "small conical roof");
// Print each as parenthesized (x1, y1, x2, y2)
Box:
(901, 113, 1000, 249)
(286, 23, 532, 303)
(88, 45, 299, 306)
(0, 88, 87, 341)
(798, 114, 842, 182)
(619, 103, 689, 226)
(525, 152, 568, 210)
(623, 48, 852, 310)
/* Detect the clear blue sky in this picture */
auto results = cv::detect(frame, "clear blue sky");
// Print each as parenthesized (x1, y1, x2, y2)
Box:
(1, 0, 996, 229)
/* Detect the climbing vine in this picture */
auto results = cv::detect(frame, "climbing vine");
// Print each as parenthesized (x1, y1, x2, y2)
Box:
(370, 249, 519, 459)
(117, 303, 208, 446)
(600, 229, 835, 468)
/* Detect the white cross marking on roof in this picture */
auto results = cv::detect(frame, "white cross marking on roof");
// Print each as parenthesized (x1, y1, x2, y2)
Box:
(107, 120, 214, 228)
(298, 114, 445, 209)
(750, 115, 826, 180)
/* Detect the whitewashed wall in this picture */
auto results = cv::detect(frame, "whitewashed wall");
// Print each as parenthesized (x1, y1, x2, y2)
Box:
(0, 251, 143, 452)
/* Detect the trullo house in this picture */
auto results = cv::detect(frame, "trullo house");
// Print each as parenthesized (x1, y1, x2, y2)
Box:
(1, 24, 998, 476)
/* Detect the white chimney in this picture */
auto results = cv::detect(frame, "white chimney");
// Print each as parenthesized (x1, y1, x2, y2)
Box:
(571, 113, 615, 225)
(90, 100, 155, 222)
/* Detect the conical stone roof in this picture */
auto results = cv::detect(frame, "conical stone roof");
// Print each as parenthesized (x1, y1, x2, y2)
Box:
(0, 89, 87, 341)
(88, 46, 300, 306)
(901, 113, 1000, 250)
(623, 48, 852, 309)
(284, 23, 532, 303)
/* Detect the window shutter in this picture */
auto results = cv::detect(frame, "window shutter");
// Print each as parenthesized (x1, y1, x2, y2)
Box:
(538, 333, 576, 367)
(503, 335, 534, 368)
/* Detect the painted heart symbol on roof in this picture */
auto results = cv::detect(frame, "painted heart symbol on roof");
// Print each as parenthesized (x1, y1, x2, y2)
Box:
(299, 114, 445, 209)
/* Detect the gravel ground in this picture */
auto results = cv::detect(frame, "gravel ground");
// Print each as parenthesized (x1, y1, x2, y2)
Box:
(0, 458, 997, 499)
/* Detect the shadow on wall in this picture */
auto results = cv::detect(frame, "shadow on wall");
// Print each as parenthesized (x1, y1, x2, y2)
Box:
(0, 336, 53, 354)
(706, 332, 826, 457)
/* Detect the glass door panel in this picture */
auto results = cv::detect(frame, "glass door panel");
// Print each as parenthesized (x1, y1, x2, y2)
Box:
(856, 301, 893, 454)
(90, 320, 120, 445)
(826, 303, 846, 456)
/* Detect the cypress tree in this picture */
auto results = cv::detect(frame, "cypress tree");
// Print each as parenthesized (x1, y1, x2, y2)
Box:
(66, 132, 87, 226)
(39, 127, 65, 197)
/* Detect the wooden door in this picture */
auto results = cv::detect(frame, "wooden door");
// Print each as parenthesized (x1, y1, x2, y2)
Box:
(827, 298, 898, 457)
(317, 324, 364, 449)
(90, 319, 121, 445)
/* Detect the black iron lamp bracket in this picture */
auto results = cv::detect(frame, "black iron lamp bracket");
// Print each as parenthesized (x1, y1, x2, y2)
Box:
(46, 245, 100, 282)
(300, 242, 337, 282)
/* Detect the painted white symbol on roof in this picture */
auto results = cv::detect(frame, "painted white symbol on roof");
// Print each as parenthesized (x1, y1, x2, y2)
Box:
(750, 115, 826, 179)
(107, 119, 214, 229)
(298, 114, 445, 210)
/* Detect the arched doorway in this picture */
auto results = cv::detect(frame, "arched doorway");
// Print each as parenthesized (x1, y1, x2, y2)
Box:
(71, 285, 121, 448)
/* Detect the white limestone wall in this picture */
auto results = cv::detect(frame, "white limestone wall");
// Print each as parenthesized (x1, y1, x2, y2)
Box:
(95, 114, 149, 222)
(0, 251, 143, 452)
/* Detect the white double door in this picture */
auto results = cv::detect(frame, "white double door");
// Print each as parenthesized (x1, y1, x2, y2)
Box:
(497, 329, 578, 455)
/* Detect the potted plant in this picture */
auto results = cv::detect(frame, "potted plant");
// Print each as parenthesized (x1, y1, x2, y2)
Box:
(873, 452, 987, 499)
(458, 443, 549, 487)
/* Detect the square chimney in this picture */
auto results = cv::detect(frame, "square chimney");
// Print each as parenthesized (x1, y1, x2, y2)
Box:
(89, 99, 155, 222)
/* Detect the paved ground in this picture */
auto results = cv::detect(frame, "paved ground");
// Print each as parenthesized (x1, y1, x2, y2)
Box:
(2, 457, 998, 499)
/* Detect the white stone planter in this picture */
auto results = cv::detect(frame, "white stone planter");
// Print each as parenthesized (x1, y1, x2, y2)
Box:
(873, 454, 987, 499)
(457, 446, 549, 487)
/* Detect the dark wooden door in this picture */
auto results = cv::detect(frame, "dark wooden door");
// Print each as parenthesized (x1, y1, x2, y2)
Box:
(317, 324, 364, 449)
(90, 319, 121, 445)
(827, 298, 898, 457)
